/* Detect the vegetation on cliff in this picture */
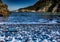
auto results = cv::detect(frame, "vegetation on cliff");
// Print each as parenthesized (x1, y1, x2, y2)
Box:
(18, 0, 60, 13)
(0, 0, 10, 17)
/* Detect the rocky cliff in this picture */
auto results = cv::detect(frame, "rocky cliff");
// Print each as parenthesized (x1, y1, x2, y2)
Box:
(18, 0, 60, 13)
(0, 0, 10, 17)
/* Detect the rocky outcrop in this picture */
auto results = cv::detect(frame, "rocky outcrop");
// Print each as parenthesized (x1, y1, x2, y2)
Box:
(0, 0, 10, 17)
(18, 0, 60, 13)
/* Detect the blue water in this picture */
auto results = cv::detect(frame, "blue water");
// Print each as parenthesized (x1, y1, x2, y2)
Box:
(0, 12, 60, 42)
(3, 12, 59, 23)
(0, 12, 60, 23)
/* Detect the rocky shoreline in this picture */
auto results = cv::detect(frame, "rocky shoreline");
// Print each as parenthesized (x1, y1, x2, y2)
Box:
(18, 0, 60, 13)
(0, 0, 10, 17)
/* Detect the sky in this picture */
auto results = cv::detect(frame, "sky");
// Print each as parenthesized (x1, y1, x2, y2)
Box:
(2, 0, 38, 11)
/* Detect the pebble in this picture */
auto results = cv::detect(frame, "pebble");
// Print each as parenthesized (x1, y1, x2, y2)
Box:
(0, 24, 60, 42)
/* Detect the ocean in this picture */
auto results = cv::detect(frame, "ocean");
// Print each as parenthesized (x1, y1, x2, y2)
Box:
(0, 12, 60, 23)
(0, 12, 60, 42)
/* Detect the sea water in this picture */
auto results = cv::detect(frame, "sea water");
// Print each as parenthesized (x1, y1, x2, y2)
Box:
(0, 12, 60, 42)
(0, 12, 60, 23)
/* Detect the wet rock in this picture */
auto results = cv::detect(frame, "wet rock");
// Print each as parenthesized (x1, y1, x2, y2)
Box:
(0, 40, 4, 42)
(7, 28, 18, 32)
(5, 36, 12, 41)
(0, 24, 60, 42)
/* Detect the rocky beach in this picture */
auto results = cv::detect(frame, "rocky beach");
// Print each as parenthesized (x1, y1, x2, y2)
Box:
(0, 24, 60, 42)
(0, 0, 60, 42)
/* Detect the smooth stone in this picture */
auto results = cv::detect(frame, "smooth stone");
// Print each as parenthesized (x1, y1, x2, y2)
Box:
(7, 28, 17, 32)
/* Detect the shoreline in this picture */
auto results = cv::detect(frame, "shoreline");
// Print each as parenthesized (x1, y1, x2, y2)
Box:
(11, 12, 60, 15)
(0, 22, 59, 24)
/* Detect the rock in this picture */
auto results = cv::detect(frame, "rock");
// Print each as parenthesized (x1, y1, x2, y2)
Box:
(7, 28, 17, 32)
(5, 36, 12, 41)
(0, 0, 10, 17)
(18, 0, 60, 13)
(0, 36, 5, 42)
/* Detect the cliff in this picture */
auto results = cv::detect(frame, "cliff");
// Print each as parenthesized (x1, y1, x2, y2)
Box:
(18, 0, 60, 13)
(0, 0, 10, 17)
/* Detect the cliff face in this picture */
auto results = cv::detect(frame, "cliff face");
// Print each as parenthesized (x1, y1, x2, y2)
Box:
(18, 0, 60, 13)
(0, 0, 10, 17)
